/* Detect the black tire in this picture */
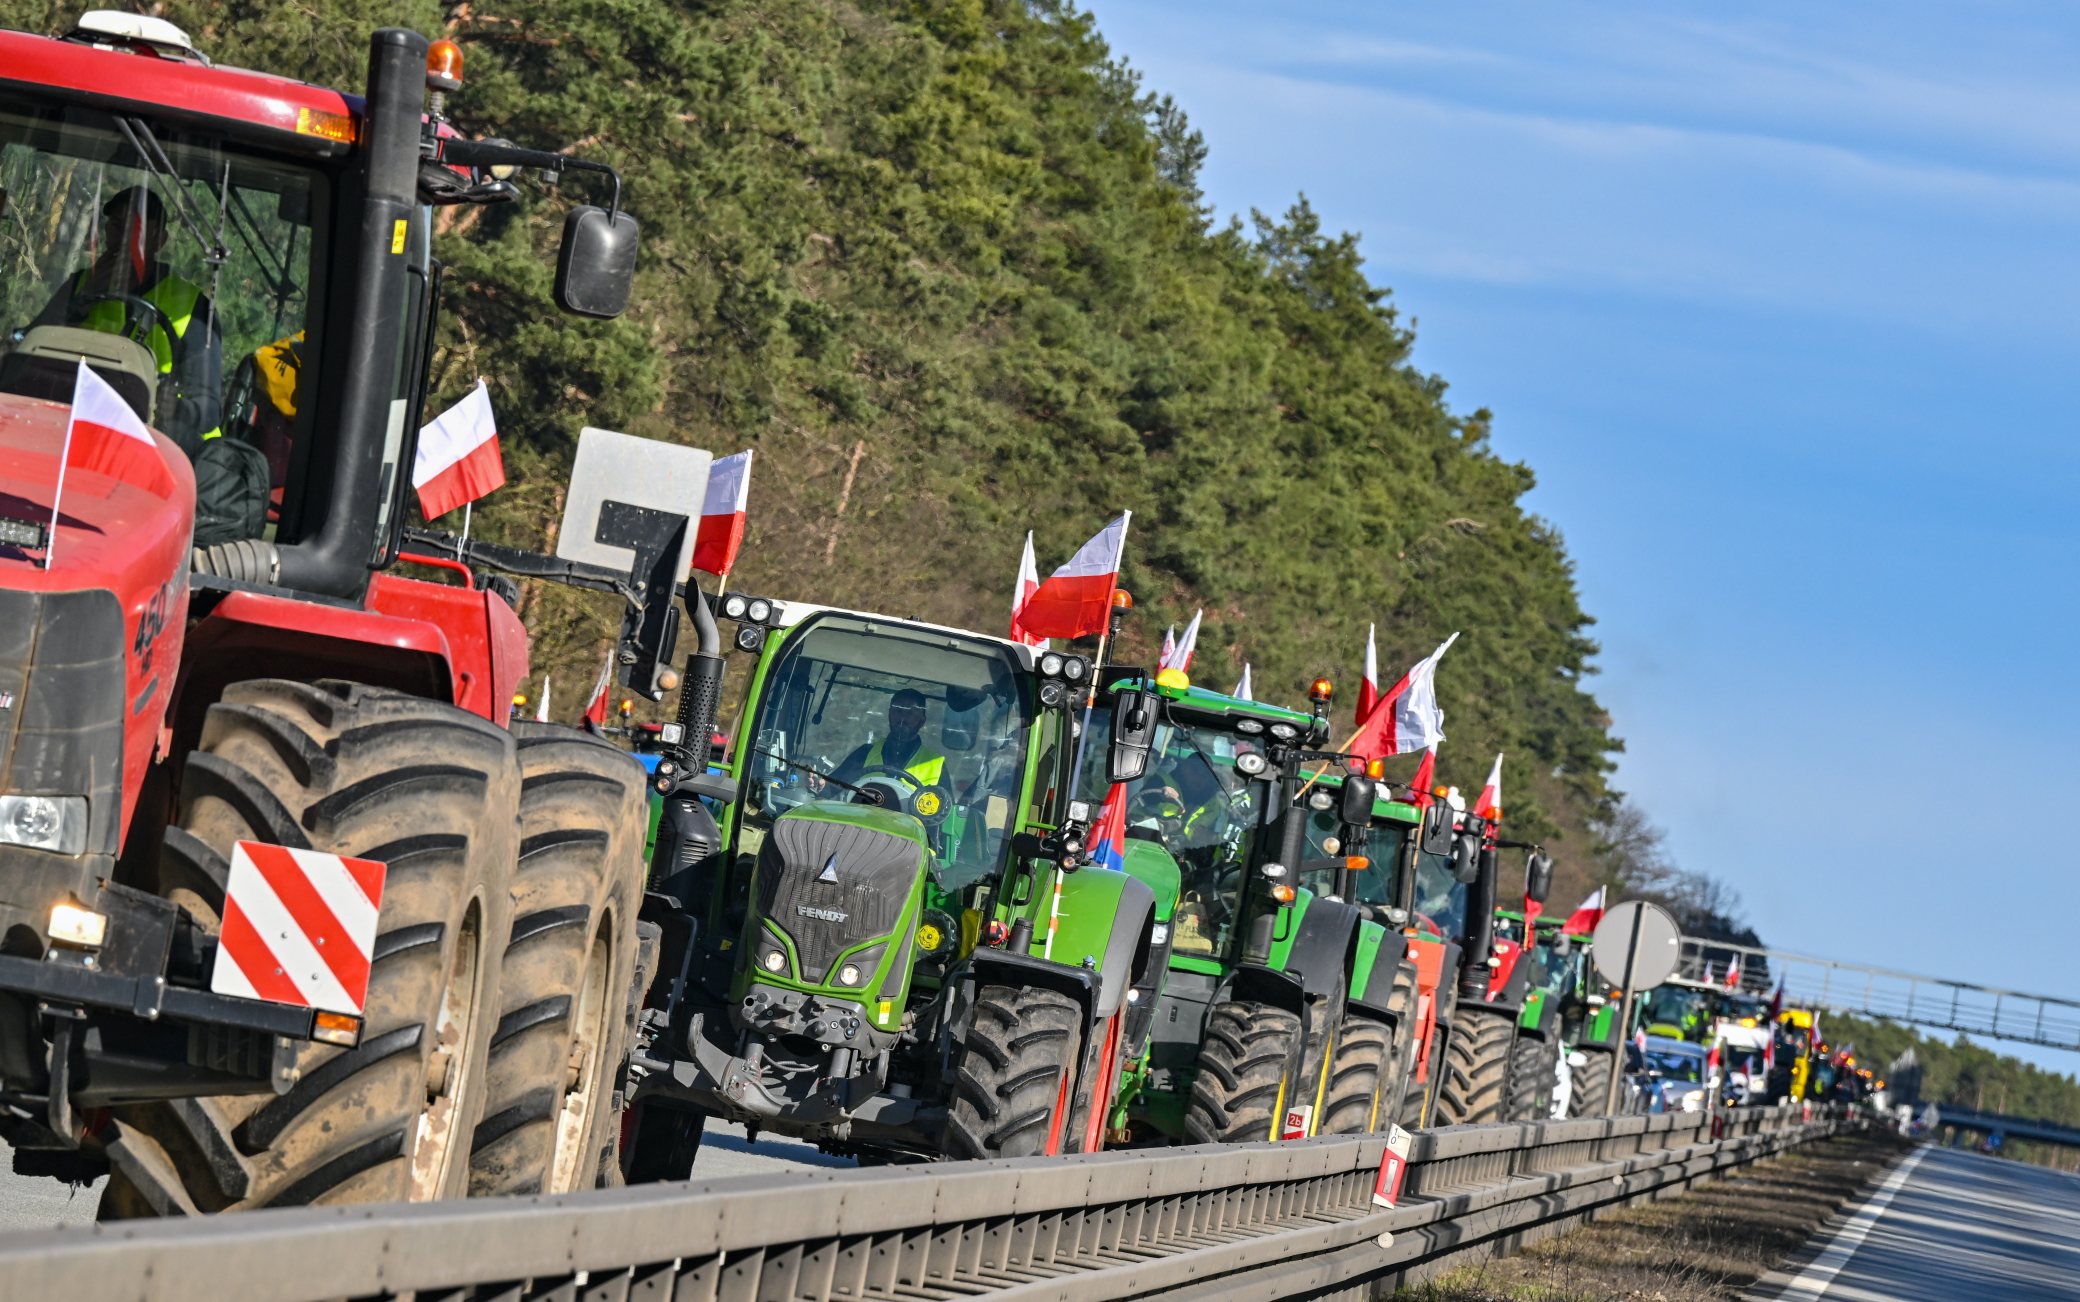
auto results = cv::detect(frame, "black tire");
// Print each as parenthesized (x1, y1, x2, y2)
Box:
(621, 1100, 706, 1183)
(1183, 1001, 1302, 1144)
(1319, 1012, 1393, 1135)
(943, 985, 1084, 1159)
(1570, 1045, 1616, 1118)
(101, 680, 518, 1217)
(468, 723, 648, 1196)
(1505, 1032, 1560, 1121)
(1437, 1004, 1514, 1125)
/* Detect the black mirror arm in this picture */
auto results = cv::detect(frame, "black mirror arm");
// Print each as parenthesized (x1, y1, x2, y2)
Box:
(437, 138, 625, 216)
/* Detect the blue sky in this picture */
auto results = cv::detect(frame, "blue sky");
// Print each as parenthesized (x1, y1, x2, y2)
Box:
(1093, 0, 2080, 1060)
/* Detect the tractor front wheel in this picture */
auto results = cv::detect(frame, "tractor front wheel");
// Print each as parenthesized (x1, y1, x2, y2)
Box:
(1183, 1000, 1303, 1143)
(101, 680, 518, 1217)
(1318, 1011, 1395, 1134)
(943, 985, 1085, 1159)
(1436, 1005, 1515, 1125)
(1505, 1032, 1560, 1122)
(1569, 1046, 1617, 1118)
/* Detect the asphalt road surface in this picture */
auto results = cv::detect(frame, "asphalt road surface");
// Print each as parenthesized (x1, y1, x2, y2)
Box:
(1762, 1144, 2080, 1301)
(0, 1119, 852, 1230)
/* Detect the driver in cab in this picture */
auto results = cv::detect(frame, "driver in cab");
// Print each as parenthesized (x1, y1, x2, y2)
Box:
(824, 688, 945, 795)
(33, 186, 223, 447)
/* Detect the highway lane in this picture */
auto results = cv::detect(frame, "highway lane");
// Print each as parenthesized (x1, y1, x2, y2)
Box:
(0, 1120, 851, 1230)
(1764, 1144, 2080, 1301)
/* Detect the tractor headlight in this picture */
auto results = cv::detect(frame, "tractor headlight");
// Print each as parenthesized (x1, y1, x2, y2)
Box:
(1321, 835, 1342, 855)
(1062, 656, 1088, 682)
(0, 795, 87, 855)
(760, 945, 788, 973)
(838, 963, 862, 986)
(1039, 652, 1064, 678)
(1039, 681, 1066, 709)
(1234, 752, 1267, 776)
(735, 626, 763, 652)
(1269, 723, 1297, 741)
(746, 598, 773, 623)
(722, 594, 749, 620)
(1234, 719, 1264, 734)
(1307, 789, 1334, 812)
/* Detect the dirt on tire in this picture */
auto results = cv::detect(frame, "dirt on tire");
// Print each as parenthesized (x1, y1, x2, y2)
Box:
(1505, 1031, 1560, 1121)
(101, 680, 518, 1217)
(1184, 1000, 1302, 1143)
(1568, 1044, 1618, 1118)
(943, 984, 1083, 1158)
(1437, 1003, 1515, 1125)
(1319, 1011, 1394, 1134)
(467, 722, 648, 1197)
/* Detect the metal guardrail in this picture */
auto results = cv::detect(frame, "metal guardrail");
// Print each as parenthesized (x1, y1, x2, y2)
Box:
(1676, 938, 2080, 1052)
(0, 1104, 1844, 1302)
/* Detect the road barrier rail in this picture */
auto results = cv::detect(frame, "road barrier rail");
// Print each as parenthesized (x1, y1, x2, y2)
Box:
(0, 1104, 1845, 1302)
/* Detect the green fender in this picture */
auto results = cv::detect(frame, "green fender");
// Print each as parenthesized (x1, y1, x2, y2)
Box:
(1345, 919, 1407, 1024)
(1120, 839, 1180, 925)
(1032, 864, 1157, 1020)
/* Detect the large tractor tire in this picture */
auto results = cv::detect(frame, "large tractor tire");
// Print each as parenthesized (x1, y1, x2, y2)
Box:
(1183, 1001, 1303, 1143)
(468, 723, 648, 1196)
(101, 680, 518, 1217)
(1318, 1012, 1395, 1135)
(1505, 1033, 1560, 1122)
(1569, 1046, 1616, 1118)
(1436, 1005, 1514, 1125)
(944, 985, 1087, 1158)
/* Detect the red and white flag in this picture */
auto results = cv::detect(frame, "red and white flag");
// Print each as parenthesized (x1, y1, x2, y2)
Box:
(1724, 955, 1742, 990)
(1010, 532, 1043, 646)
(49, 360, 169, 565)
(583, 649, 615, 729)
(1349, 632, 1458, 762)
(1356, 623, 1380, 727)
(413, 379, 504, 520)
(691, 448, 752, 576)
(1232, 662, 1253, 701)
(1768, 975, 1787, 1019)
(1012, 512, 1131, 641)
(1159, 624, 1177, 666)
(1473, 753, 1503, 821)
(1161, 609, 1202, 671)
(1409, 746, 1437, 808)
(211, 841, 387, 1015)
(1561, 886, 1606, 936)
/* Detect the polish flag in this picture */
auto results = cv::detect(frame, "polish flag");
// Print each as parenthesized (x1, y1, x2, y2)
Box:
(583, 649, 615, 730)
(1161, 609, 1202, 671)
(48, 360, 174, 567)
(1409, 747, 1437, 808)
(1084, 783, 1129, 872)
(1768, 976, 1786, 1020)
(1232, 663, 1253, 701)
(1159, 624, 1177, 667)
(1356, 623, 1379, 727)
(1010, 532, 1043, 646)
(1724, 955, 1742, 990)
(1012, 512, 1131, 641)
(534, 676, 551, 723)
(413, 379, 504, 521)
(691, 449, 752, 576)
(1349, 632, 1458, 761)
(1634, 1025, 1649, 1057)
(1473, 753, 1503, 821)
(1561, 887, 1606, 936)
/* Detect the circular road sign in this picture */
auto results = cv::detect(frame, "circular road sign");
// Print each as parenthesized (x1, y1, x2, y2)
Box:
(1590, 900, 1683, 990)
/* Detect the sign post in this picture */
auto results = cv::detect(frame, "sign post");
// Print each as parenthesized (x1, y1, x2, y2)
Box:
(1591, 900, 1682, 1119)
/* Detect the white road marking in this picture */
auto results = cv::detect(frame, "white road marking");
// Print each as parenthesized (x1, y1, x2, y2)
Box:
(1773, 1144, 1931, 1300)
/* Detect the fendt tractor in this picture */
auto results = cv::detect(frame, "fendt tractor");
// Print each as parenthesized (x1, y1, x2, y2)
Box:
(1076, 671, 1404, 1146)
(612, 595, 1166, 1169)
(1492, 905, 1574, 1122)
(0, 13, 654, 1216)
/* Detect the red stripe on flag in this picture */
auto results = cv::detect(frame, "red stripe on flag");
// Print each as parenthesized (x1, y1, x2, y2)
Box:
(1013, 571, 1116, 641)
(217, 901, 308, 1006)
(243, 843, 372, 1005)
(416, 434, 505, 520)
(690, 510, 746, 576)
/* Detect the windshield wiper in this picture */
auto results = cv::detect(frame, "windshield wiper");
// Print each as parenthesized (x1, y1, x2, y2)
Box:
(750, 748, 881, 803)
(111, 116, 229, 269)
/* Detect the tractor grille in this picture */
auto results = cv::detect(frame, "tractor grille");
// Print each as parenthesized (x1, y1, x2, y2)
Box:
(754, 815, 920, 983)
(0, 588, 125, 853)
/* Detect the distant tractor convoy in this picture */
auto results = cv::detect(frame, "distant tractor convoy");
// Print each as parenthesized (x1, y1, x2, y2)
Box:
(0, 9, 1861, 1224)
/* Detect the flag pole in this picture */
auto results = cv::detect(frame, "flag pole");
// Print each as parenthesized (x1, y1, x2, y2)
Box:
(1048, 512, 1130, 960)
(461, 499, 472, 547)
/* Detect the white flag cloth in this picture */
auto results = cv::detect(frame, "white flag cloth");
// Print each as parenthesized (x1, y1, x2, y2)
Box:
(1160, 609, 1202, 672)
(1473, 753, 1503, 819)
(1351, 631, 1459, 760)
(1010, 531, 1043, 647)
(534, 676, 551, 723)
(1232, 663, 1253, 700)
(691, 448, 753, 576)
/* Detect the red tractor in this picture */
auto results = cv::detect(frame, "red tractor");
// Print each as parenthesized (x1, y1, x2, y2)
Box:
(0, 12, 650, 1215)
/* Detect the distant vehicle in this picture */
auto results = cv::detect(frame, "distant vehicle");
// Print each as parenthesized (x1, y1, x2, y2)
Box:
(1632, 1036, 1710, 1113)
(1716, 1023, 1771, 1105)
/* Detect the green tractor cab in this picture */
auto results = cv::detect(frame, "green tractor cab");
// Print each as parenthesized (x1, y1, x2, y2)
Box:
(1492, 910, 1582, 1121)
(1080, 674, 1404, 1145)
(624, 601, 1163, 1169)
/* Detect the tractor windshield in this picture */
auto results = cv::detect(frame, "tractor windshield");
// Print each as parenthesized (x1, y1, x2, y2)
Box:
(740, 615, 1034, 892)
(1639, 983, 1712, 1041)
(0, 96, 324, 539)
(1300, 801, 1409, 910)
(1412, 846, 1467, 942)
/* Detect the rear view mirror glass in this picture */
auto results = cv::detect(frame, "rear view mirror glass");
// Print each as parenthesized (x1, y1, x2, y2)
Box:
(1338, 775, 1376, 826)
(1420, 802, 1455, 856)
(1107, 690, 1154, 784)
(555, 206, 640, 318)
(1525, 850, 1554, 904)
(1450, 834, 1480, 884)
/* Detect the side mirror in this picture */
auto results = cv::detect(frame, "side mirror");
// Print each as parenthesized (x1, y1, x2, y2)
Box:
(1338, 774, 1376, 826)
(555, 206, 640, 318)
(1450, 833, 1480, 884)
(1107, 690, 1154, 784)
(1524, 850, 1554, 904)
(1420, 802, 1455, 856)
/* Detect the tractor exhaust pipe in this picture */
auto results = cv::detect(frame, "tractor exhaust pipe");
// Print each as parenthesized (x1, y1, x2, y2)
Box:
(1457, 841, 1498, 1000)
(275, 29, 424, 598)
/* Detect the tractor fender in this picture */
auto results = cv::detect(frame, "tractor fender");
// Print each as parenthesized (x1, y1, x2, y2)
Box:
(1347, 925, 1410, 1026)
(1226, 961, 1306, 1017)
(1044, 867, 1157, 1020)
(1280, 892, 1362, 1001)
(968, 948, 1099, 1029)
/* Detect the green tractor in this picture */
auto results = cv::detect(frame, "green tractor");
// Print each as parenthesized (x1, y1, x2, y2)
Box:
(1494, 905, 1579, 1122)
(620, 598, 1167, 1168)
(1078, 673, 1401, 1145)
(1551, 932, 1625, 1117)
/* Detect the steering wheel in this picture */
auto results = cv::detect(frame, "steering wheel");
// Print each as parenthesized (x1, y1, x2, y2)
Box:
(858, 765, 955, 826)
(66, 292, 166, 347)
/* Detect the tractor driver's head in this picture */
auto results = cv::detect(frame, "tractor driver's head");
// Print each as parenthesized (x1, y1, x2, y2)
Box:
(887, 688, 928, 742)
(100, 187, 168, 265)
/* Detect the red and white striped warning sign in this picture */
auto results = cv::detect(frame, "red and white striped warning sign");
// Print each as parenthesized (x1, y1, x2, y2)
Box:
(210, 841, 387, 1015)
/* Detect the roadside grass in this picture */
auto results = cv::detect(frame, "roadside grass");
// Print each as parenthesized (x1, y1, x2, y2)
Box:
(1401, 1131, 1914, 1301)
